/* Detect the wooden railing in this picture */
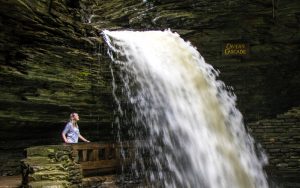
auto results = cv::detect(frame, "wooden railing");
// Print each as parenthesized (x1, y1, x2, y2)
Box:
(71, 142, 132, 175)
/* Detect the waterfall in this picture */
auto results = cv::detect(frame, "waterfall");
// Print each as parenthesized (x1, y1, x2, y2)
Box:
(103, 30, 268, 188)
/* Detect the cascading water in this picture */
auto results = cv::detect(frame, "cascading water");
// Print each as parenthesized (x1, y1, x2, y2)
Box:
(103, 30, 268, 188)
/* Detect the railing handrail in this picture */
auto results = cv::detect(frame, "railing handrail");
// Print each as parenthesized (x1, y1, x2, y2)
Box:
(70, 142, 133, 172)
(71, 143, 115, 150)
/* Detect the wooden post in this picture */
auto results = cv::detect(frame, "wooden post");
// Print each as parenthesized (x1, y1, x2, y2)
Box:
(105, 146, 109, 160)
(93, 149, 99, 161)
(82, 150, 87, 162)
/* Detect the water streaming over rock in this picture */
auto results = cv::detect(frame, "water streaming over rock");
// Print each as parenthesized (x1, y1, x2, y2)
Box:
(103, 30, 268, 188)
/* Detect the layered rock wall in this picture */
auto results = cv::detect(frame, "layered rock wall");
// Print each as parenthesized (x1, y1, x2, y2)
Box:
(248, 107, 300, 184)
(0, 0, 113, 175)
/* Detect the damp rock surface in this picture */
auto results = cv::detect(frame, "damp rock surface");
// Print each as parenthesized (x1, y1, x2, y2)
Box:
(248, 107, 300, 185)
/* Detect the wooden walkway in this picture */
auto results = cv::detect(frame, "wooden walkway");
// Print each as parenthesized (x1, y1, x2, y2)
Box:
(0, 176, 21, 188)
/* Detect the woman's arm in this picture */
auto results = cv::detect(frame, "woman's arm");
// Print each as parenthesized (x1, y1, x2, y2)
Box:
(79, 134, 90, 142)
(62, 123, 71, 143)
(61, 132, 69, 143)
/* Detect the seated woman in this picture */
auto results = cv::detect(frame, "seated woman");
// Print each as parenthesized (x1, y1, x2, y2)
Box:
(62, 113, 90, 143)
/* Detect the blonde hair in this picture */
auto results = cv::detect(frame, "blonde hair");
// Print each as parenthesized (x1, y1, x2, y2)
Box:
(70, 113, 78, 128)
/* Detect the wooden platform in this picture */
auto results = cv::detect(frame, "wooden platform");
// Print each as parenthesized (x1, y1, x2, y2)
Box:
(0, 176, 21, 188)
(71, 142, 133, 176)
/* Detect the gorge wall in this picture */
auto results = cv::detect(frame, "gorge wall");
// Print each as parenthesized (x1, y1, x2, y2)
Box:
(248, 107, 300, 186)
(0, 0, 114, 175)
(0, 0, 299, 180)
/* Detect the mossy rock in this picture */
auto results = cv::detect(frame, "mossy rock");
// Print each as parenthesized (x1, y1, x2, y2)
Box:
(28, 170, 69, 181)
(22, 157, 57, 166)
(28, 180, 71, 188)
(26, 145, 72, 157)
(30, 163, 66, 173)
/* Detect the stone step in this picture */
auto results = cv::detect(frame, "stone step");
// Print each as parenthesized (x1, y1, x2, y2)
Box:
(21, 156, 74, 167)
(31, 163, 66, 173)
(26, 145, 72, 157)
(28, 180, 71, 188)
(22, 157, 51, 165)
(28, 170, 69, 181)
(82, 175, 117, 188)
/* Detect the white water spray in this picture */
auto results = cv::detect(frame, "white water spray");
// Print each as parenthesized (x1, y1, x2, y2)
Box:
(103, 30, 268, 188)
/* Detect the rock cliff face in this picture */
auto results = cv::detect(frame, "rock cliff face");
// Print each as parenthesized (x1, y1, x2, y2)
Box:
(248, 107, 300, 186)
(0, 0, 114, 175)
(0, 0, 299, 177)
